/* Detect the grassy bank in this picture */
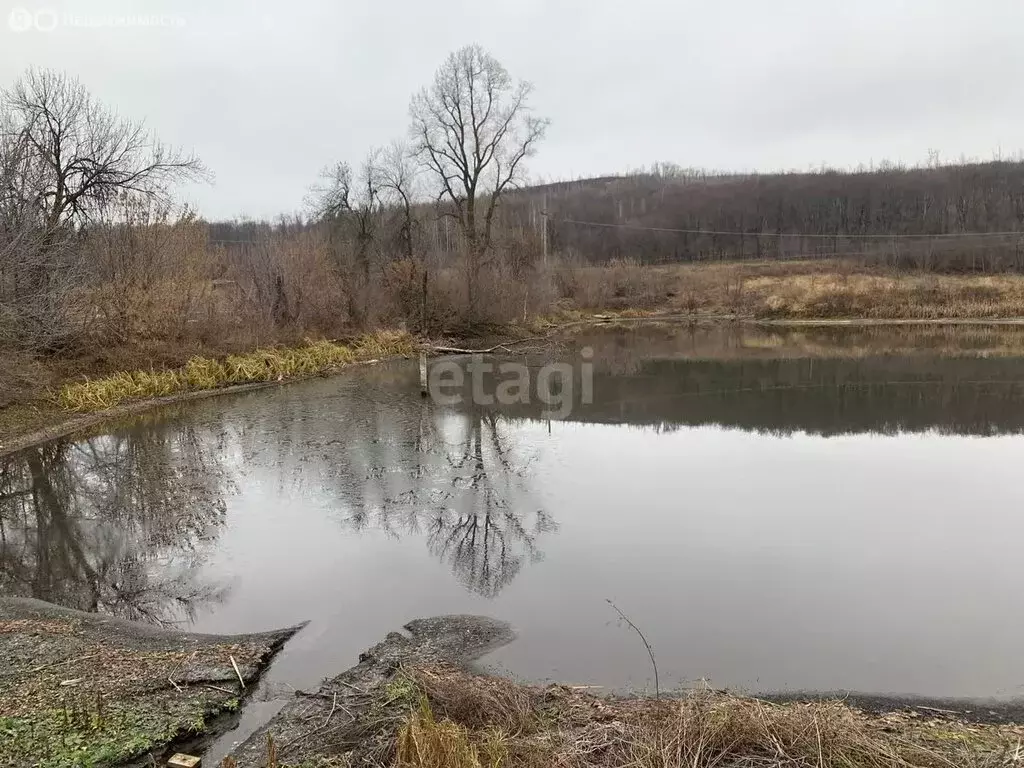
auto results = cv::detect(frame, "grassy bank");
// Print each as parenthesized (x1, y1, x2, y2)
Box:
(55, 330, 415, 412)
(566, 259, 1024, 319)
(223, 663, 1024, 768)
(389, 665, 1022, 768)
(0, 330, 417, 456)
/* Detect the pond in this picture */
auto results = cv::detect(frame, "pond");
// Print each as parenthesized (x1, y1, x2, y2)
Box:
(5, 323, 1024, 752)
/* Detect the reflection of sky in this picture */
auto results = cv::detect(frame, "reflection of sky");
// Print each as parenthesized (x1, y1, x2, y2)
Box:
(185, 400, 1024, 699)
(486, 424, 1024, 698)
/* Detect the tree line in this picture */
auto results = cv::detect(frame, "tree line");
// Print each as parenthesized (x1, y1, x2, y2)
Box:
(0, 45, 549, 374)
(4, 44, 1024, 391)
(501, 160, 1024, 270)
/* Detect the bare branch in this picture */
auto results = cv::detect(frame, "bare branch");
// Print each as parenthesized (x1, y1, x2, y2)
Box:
(409, 45, 549, 317)
(2, 67, 209, 228)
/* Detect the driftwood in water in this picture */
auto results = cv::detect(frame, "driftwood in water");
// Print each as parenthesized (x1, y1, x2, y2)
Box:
(427, 335, 554, 355)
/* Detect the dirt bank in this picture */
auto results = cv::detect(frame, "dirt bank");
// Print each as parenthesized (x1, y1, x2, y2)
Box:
(221, 615, 514, 767)
(215, 616, 1024, 768)
(0, 597, 302, 768)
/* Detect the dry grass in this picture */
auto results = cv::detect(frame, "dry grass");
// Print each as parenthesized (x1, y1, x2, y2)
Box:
(55, 330, 415, 412)
(559, 260, 1024, 320)
(397, 698, 509, 768)
(392, 664, 1023, 768)
(745, 272, 1024, 320)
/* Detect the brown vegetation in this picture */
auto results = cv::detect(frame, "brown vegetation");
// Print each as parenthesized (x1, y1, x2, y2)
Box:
(390, 664, 1022, 768)
(552, 259, 1024, 320)
(5, 55, 1024, 440)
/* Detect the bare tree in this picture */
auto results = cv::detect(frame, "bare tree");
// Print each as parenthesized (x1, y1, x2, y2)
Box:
(377, 141, 421, 263)
(0, 106, 83, 350)
(307, 152, 385, 275)
(376, 140, 432, 328)
(0, 67, 207, 350)
(306, 150, 387, 323)
(2, 67, 208, 229)
(410, 45, 548, 317)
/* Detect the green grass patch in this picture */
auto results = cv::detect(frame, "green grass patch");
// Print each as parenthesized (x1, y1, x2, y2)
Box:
(56, 331, 415, 412)
(0, 696, 231, 768)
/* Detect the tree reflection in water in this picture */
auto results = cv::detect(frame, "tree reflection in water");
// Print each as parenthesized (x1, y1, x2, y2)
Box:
(0, 367, 560, 623)
(422, 410, 557, 597)
(0, 419, 232, 625)
(300, 376, 557, 598)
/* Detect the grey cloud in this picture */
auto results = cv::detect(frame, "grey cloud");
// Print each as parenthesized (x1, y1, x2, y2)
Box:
(3, 0, 1022, 218)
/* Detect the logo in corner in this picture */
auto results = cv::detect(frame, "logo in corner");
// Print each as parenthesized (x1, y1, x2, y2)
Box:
(7, 7, 34, 32)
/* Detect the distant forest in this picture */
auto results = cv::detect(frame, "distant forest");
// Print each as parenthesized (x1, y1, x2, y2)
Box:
(511, 161, 1024, 270)
(208, 160, 1024, 272)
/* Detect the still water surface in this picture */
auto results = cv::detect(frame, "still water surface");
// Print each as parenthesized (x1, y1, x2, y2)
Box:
(5, 325, 1024, 740)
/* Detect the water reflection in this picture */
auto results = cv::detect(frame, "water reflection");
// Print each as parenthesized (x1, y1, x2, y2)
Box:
(416, 411, 556, 598)
(230, 369, 556, 599)
(450, 327, 1024, 436)
(7, 325, 1024, 701)
(339, 408, 556, 597)
(0, 420, 231, 625)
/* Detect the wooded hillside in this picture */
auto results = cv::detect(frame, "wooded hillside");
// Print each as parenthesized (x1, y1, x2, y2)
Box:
(502, 162, 1024, 270)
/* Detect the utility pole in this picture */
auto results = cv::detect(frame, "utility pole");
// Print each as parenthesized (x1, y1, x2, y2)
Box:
(541, 193, 548, 266)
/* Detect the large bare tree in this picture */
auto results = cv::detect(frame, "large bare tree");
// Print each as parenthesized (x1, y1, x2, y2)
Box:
(0, 67, 207, 349)
(2, 67, 207, 229)
(410, 45, 548, 317)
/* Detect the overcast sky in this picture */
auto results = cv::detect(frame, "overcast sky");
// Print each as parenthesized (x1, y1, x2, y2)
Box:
(3, 0, 1023, 220)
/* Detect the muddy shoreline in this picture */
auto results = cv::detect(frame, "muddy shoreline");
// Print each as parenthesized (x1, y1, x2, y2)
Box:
(216, 615, 1024, 767)
(5, 601, 1024, 767)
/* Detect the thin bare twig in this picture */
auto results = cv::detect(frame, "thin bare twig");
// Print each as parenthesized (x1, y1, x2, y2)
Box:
(31, 654, 99, 673)
(229, 655, 246, 690)
(915, 705, 959, 715)
(336, 680, 368, 695)
(606, 598, 660, 699)
(323, 692, 338, 729)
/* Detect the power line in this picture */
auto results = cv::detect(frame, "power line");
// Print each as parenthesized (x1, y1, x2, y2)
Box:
(556, 218, 1024, 240)
(205, 222, 1024, 247)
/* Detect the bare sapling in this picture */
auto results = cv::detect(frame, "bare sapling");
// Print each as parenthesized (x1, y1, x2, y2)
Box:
(606, 598, 660, 699)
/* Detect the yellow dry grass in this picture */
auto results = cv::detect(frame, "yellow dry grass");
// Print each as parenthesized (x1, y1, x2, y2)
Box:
(745, 272, 1024, 320)
(397, 698, 508, 768)
(56, 330, 415, 412)
(617, 260, 1024, 320)
(392, 664, 1023, 768)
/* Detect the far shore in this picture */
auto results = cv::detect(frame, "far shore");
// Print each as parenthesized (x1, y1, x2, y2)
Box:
(8, 309, 1024, 458)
